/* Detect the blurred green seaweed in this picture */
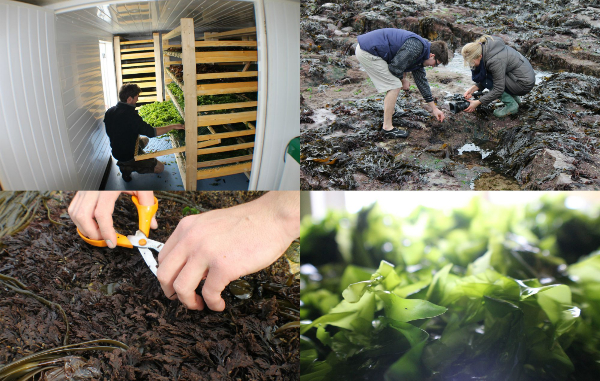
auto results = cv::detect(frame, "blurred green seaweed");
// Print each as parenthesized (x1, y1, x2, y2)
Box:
(301, 196, 600, 380)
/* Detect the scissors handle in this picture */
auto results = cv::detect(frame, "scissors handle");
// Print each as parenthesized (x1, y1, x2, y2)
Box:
(131, 196, 158, 238)
(77, 228, 133, 248)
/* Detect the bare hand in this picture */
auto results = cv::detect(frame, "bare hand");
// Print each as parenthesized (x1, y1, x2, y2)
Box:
(432, 108, 445, 122)
(156, 192, 299, 311)
(464, 85, 478, 99)
(464, 100, 481, 113)
(68, 191, 157, 248)
(401, 77, 410, 91)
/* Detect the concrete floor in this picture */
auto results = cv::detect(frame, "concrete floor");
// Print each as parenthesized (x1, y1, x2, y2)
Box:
(104, 153, 184, 191)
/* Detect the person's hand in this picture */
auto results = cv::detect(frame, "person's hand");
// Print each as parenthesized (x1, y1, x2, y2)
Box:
(401, 77, 410, 91)
(68, 191, 157, 248)
(464, 100, 481, 113)
(432, 107, 445, 122)
(176, 124, 185, 129)
(464, 85, 478, 99)
(156, 192, 300, 311)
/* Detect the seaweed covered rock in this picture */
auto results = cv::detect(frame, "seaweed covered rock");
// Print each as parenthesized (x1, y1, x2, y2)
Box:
(488, 73, 600, 189)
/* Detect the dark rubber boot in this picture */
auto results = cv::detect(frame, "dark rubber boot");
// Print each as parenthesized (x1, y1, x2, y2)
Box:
(494, 92, 519, 117)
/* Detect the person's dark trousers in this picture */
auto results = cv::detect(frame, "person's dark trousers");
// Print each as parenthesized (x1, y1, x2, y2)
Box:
(481, 77, 515, 96)
(116, 137, 157, 178)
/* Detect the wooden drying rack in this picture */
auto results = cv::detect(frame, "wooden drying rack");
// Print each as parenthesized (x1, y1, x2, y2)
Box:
(150, 19, 258, 190)
(113, 34, 163, 105)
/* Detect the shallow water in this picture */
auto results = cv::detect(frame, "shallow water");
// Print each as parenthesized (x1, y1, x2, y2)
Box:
(445, 52, 553, 85)
(457, 142, 492, 159)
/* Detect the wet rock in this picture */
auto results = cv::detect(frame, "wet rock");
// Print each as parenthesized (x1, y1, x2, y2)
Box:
(321, 3, 341, 12)
(315, 34, 335, 50)
(352, 11, 394, 33)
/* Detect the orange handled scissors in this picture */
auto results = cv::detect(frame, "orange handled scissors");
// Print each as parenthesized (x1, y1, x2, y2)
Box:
(76, 195, 163, 276)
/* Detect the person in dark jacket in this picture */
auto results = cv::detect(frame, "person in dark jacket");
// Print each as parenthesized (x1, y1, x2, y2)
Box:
(462, 35, 535, 117)
(355, 28, 450, 138)
(105, 84, 184, 182)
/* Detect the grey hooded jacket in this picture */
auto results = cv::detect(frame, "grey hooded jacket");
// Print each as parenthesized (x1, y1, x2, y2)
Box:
(476, 37, 535, 106)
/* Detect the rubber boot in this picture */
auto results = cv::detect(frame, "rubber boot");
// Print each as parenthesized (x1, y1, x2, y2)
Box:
(494, 92, 519, 117)
(513, 95, 522, 105)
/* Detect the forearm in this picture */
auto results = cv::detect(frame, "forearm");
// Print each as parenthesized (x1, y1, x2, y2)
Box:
(154, 124, 181, 135)
(252, 191, 300, 241)
(413, 69, 434, 103)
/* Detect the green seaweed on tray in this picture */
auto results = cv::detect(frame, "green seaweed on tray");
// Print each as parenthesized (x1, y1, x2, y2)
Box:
(138, 100, 183, 128)
(301, 196, 600, 381)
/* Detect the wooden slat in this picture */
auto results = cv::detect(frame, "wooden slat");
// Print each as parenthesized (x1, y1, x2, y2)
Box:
(121, 52, 155, 60)
(196, 71, 257, 80)
(121, 46, 154, 53)
(196, 161, 252, 180)
(197, 101, 257, 112)
(122, 62, 155, 67)
(123, 76, 155, 82)
(153, 32, 163, 102)
(164, 25, 182, 40)
(182, 18, 197, 191)
(169, 134, 186, 186)
(196, 81, 258, 96)
(195, 51, 257, 63)
(137, 96, 157, 102)
(204, 27, 256, 39)
(197, 129, 255, 141)
(135, 146, 185, 161)
(120, 39, 153, 45)
(114, 36, 122, 89)
(197, 139, 221, 149)
(165, 67, 184, 90)
(163, 50, 182, 59)
(195, 41, 257, 47)
(197, 142, 254, 154)
(122, 67, 156, 75)
(197, 111, 257, 127)
(197, 155, 253, 168)
(165, 80, 184, 119)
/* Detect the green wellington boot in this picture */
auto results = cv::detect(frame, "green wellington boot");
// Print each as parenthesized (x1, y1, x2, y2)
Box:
(494, 92, 519, 117)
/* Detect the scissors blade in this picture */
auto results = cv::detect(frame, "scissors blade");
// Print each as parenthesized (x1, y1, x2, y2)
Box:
(138, 247, 158, 277)
(127, 230, 162, 277)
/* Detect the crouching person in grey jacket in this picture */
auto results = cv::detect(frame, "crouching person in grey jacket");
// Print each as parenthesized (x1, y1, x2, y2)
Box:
(355, 28, 450, 139)
(462, 35, 535, 117)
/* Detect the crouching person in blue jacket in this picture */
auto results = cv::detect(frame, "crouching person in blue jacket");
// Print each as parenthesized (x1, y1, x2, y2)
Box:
(355, 28, 450, 138)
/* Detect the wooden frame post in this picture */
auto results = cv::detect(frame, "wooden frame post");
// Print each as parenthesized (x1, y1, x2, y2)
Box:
(114, 36, 122, 89)
(181, 18, 197, 190)
(153, 33, 163, 102)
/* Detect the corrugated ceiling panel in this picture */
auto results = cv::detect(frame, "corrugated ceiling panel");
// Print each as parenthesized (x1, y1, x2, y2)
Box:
(0, 0, 78, 190)
(52, 0, 256, 35)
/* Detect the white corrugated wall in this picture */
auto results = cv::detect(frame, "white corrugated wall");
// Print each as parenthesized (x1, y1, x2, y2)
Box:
(252, 0, 299, 190)
(55, 12, 113, 190)
(0, 0, 79, 190)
